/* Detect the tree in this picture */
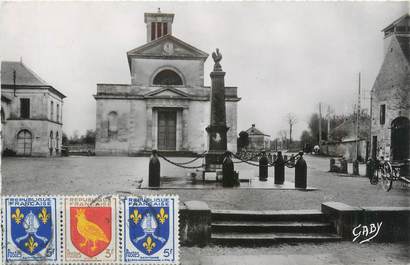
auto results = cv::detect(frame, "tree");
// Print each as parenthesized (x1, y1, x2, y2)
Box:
(286, 113, 297, 143)
(308, 113, 327, 144)
(300, 130, 314, 152)
(62, 132, 69, 146)
(237, 131, 249, 151)
(278, 130, 288, 149)
(84, 130, 96, 145)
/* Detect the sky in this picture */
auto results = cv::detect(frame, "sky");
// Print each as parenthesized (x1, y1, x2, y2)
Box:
(0, 1, 408, 139)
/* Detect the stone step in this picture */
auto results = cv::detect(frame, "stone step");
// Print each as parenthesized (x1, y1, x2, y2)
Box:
(211, 232, 342, 245)
(211, 209, 326, 222)
(211, 221, 334, 233)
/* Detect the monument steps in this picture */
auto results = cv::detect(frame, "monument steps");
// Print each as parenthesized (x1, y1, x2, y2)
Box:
(212, 221, 334, 233)
(211, 209, 341, 245)
(211, 232, 342, 245)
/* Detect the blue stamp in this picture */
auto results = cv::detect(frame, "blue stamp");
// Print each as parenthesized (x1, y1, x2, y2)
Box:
(3, 196, 59, 263)
(123, 195, 179, 264)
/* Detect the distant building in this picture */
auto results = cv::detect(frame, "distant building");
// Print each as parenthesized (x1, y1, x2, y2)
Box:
(245, 124, 270, 151)
(322, 115, 371, 161)
(1, 61, 66, 156)
(370, 14, 410, 162)
(94, 11, 240, 155)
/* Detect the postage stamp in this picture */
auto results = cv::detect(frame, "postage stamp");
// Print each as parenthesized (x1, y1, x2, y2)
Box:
(123, 195, 179, 264)
(63, 195, 118, 263)
(3, 196, 60, 263)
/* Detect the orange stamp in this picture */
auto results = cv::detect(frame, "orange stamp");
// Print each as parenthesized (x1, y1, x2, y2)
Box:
(63, 196, 118, 263)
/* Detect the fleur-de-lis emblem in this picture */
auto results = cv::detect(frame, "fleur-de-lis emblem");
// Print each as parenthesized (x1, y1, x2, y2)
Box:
(130, 209, 142, 225)
(11, 208, 24, 224)
(156, 208, 168, 224)
(143, 236, 156, 253)
(38, 208, 49, 224)
(25, 236, 38, 253)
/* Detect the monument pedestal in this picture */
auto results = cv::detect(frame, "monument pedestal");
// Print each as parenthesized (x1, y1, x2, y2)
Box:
(204, 49, 229, 172)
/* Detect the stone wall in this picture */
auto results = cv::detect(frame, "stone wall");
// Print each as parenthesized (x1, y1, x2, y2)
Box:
(322, 140, 367, 161)
(131, 58, 205, 87)
(3, 120, 62, 157)
(371, 35, 410, 159)
(1, 88, 64, 156)
(95, 96, 238, 155)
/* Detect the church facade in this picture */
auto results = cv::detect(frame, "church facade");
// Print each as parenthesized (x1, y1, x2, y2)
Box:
(94, 11, 240, 155)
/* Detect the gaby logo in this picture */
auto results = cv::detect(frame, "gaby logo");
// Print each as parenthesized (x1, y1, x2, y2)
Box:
(352, 222, 382, 244)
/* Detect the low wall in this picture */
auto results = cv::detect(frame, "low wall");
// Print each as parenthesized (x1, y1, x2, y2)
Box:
(322, 202, 410, 242)
(322, 140, 367, 161)
(179, 201, 211, 247)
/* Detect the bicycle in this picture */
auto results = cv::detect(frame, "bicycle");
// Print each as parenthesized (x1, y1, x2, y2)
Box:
(369, 157, 396, 191)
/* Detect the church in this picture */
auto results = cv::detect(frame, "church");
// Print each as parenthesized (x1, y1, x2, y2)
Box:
(94, 10, 240, 155)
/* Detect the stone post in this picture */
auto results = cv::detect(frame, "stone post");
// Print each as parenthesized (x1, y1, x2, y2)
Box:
(205, 49, 229, 170)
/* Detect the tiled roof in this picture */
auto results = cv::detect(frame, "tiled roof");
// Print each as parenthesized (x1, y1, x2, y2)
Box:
(396, 36, 410, 63)
(381, 13, 409, 32)
(1, 61, 49, 86)
(245, 125, 269, 136)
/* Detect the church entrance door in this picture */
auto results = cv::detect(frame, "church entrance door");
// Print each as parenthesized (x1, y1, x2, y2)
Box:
(158, 110, 177, 151)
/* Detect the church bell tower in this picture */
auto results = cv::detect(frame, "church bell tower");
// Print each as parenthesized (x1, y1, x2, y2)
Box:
(144, 9, 174, 43)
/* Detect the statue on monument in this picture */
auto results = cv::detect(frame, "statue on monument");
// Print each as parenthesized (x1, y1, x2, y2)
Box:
(212, 48, 223, 71)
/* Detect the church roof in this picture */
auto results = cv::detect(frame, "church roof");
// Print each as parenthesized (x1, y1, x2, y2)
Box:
(1, 61, 49, 86)
(1, 61, 66, 98)
(245, 124, 270, 137)
(127, 34, 209, 68)
(381, 13, 409, 32)
(396, 36, 410, 63)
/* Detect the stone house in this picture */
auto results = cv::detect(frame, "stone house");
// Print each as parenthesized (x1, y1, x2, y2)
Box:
(370, 14, 410, 162)
(322, 115, 371, 161)
(245, 124, 271, 151)
(94, 11, 240, 155)
(1, 61, 66, 156)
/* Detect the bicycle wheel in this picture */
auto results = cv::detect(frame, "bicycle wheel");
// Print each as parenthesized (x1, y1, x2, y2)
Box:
(380, 162, 393, 191)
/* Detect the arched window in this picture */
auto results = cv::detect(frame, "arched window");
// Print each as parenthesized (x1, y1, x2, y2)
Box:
(17, 129, 32, 156)
(56, 131, 59, 150)
(108, 111, 118, 139)
(153, 69, 183, 85)
(49, 131, 54, 149)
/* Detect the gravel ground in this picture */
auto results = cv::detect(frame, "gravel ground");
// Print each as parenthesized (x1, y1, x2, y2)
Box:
(2, 155, 408, 210)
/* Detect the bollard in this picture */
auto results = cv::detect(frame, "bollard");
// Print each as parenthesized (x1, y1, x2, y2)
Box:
(274, 151, 285, 184)
(259, 151, 268, 181)
(295, 151, 307, 189)
(222, 151, 235, 187)
(329, 158, 336, 172)
(366, 158, 375, 179)
(148, 150, 161, 188)
(353, 160, 359, 175)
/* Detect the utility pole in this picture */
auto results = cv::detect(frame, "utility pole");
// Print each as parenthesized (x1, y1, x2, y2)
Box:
(355, 72, 361, 161)
(327, 105, 331, 140)
(318, 102, 322, 147)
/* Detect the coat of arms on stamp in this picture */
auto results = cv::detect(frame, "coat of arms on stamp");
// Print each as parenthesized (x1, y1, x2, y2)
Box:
(123, 195, 179, 264)
(3, 196, 59, 263)
(63, 196, 118, 263)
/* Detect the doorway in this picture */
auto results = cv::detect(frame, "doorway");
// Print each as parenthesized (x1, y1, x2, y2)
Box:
(391, 117, 410, 161)
(17, 129, 32, 156)
(157, 110, 177, 151)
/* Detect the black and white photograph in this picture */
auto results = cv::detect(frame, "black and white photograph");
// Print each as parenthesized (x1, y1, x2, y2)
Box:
(1, 1, 409, 264)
